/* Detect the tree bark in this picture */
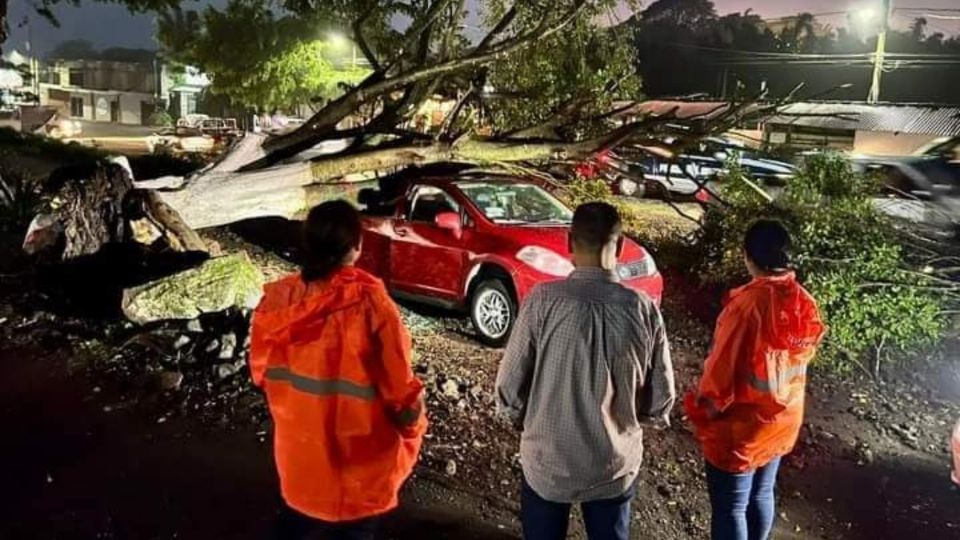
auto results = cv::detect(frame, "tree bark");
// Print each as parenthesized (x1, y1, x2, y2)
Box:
(157, 136, 606, 229)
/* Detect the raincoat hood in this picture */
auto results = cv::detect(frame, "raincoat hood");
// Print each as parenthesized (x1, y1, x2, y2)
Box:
(729, 272, 825, 353)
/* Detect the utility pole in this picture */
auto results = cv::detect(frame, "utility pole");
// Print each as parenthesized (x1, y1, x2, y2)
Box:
(867, 0, 892, 104)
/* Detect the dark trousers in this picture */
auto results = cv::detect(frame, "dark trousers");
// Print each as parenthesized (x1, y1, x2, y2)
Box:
(520, 478, 634, 540)
(269, 504, 380, 540)
(704, 457, 782, 540)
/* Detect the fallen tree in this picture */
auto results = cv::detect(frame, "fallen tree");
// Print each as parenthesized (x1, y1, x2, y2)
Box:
(138, 0, 795, 229)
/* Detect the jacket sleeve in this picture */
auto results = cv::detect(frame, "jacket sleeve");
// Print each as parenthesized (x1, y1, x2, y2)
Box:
(368, 285, 426, 437)
(693, 301, 760, 419)
(249, 292, 280, 388)
(495, 289, 539, 429)
(637, 303, 676, 425)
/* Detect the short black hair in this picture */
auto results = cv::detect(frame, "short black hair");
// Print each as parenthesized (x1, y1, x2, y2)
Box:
(570, 202, 622, 252)
(301, 200, 362, 282)
(744, 219, 792, 272)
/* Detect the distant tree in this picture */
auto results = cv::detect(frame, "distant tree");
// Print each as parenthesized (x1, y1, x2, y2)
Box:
(639, 0, 716, 30)
(157, 0, 369, 113)
(777, 12, 821, 53)
(486, 0, 643, 137)
(98, 47, 156, 63)
(910, 17, 928, 42)
(47, 39, 97, 60)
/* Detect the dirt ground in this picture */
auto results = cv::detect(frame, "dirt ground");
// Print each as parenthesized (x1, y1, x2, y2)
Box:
(2, 208, 960, 539)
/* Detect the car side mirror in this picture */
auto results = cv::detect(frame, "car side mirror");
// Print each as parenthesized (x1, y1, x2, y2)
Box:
(435, 211, 462, 239)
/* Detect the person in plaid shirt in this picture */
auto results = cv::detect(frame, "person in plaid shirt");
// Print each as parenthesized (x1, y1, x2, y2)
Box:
(496, 202, 676, 540)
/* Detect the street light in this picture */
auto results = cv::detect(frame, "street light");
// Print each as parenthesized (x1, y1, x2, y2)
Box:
(856, 7, 877, 23)
(327, 32, 357, 68)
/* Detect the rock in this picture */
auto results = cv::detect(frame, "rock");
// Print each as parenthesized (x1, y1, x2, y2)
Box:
(219, 333, 237, 360)
(186, 319, 203, 333)
(205, 339, 220, 354)
(173, 335, 191, 350)
(441, 379, 461, 400)
(121, 253, 265, 324)
(445, 459, 458, 476)
(216, 363, 239, 379)
(158, 371, 184, 391)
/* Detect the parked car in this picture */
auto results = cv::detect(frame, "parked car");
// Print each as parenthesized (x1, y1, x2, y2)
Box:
(623, 137, 797, 201)
(356, 167, 664, 346)
(148, 126, 215, 154)
(847, 138, 960, 236)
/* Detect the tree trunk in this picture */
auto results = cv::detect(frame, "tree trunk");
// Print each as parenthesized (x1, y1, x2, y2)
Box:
(157, 137, 593, 229)
(43, 162, 208, 259)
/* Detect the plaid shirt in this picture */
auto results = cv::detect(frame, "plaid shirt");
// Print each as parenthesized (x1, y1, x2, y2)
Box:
(496, 267, 675, 503)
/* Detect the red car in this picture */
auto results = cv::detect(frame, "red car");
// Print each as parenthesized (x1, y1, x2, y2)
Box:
(356, 169, 664, 346)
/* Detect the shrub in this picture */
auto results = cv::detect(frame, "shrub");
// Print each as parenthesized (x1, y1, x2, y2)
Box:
(694, 153, 945, 375)
(147, 110, 174, 127)
(558, 178, 646, 238)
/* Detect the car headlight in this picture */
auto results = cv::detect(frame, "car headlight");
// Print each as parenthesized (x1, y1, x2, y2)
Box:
(616, 255, 657, 280)
(516, 246, 574, 277)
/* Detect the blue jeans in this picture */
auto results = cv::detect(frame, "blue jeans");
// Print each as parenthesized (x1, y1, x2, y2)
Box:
(269, 504, 379, 540)
(705, 457, 782, 540)
(521, 478, 634, 540)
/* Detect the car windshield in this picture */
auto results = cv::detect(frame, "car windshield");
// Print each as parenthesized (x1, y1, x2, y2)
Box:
(458, 181, 573, 224)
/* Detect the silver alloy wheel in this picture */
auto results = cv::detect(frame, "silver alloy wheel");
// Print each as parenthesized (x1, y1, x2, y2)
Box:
(474, 288, 511, 339)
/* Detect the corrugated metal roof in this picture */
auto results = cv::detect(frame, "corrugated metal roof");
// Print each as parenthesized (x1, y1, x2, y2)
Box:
(765, 102, 960, 136)
(614, 100, 738, 120)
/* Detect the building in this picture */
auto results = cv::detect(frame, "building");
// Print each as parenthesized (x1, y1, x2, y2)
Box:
(763, 102, 960, 156)
(37, 57, 208, 126)
(615, 99, 960, 157)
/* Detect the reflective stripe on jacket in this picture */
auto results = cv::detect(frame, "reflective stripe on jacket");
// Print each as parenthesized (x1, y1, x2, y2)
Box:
(250, 266, 426, 522)
(684, 272, 825, 473)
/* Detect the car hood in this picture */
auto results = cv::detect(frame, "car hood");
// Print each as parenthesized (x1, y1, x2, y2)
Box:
(498, 224, 648, 263)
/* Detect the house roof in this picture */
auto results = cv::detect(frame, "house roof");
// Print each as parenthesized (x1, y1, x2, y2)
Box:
(616, 99, 960, 137)
(613, 100, 741, 121)
(764, 102, 960, 136)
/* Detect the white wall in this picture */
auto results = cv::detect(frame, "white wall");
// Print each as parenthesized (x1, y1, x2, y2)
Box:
(853, 131, 941, 156)
(119, 93, 143, 124)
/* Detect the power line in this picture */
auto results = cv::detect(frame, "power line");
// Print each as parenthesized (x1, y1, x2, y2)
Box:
(657, 42, 960, 60)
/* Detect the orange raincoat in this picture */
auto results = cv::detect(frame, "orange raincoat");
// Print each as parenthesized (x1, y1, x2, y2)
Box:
(250, 266, 426, 521)
(684, 272, 825, 473)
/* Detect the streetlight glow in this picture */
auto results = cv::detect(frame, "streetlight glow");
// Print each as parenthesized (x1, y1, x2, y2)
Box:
(327, 32, 348, 48)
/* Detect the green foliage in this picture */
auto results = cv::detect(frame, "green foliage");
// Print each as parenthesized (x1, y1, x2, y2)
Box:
(484, 1, 642, 136)
(557, 178, 645, 238)
(694, 153, 945, 373)
(157, 0, 371, 112)
(146, 110, 174, 127)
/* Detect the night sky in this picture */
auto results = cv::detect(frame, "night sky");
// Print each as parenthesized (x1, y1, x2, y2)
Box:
(6, 0, 960, 57)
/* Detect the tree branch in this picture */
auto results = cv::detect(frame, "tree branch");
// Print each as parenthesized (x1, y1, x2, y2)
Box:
(352, 7, 382, 72)
(250, 0, 588, 170)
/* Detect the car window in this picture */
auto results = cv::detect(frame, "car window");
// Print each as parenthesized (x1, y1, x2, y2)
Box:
(409, 186, 460, 223)
(459, 181, 572, 224)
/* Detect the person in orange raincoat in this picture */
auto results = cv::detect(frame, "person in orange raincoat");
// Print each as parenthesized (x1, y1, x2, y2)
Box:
(250, 200, 427, 540)
(952, 418, 960, 486)
(685, 219, 825, 540)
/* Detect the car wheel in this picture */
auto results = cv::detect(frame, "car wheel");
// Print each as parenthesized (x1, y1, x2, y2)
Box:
(470, 279, 516, 347)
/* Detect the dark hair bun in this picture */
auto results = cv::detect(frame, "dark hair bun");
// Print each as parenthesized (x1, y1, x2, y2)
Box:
(301, 200, 362, 281)
(744, 219, 792, 272)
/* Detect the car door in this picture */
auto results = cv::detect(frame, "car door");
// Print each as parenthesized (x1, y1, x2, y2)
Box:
(388, 184, 467, 302)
